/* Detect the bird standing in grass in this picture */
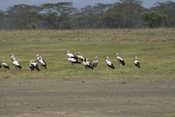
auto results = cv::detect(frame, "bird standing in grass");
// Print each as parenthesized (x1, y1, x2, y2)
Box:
(66, 50, 78, 59)
(82, 58, 94, 70)
(66, 50, 81, 65)
(10, 54, 22, 70)
(29, 60, 40, 71)
(67, 57, 81, 64)
(115, 53, 125, 66)
(36, 54, 47, 69)
(134, 56, 141, 68)
(0, 62, 10, 70)
(105, 56, 115, 69)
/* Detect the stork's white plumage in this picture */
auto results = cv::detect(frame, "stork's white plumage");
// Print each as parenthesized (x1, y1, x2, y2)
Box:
(105, 56, 115, 69)
(116, 56, 124, 61)
(10, 54, 22, 70)
(29, 60, 40, 71)
(68, 57, 76, 62)
(134, 56, 141, 68)
(39, 58, 45, 65)
(10, 54, 16, 61)
(13, 60, 22, 69)
(66, 53, 75, 58)
(36, 54, 47, 69)
(13, 60, 20, 66)
(0, 62, 10, 70)
(77, 55, 85, 61)
(82, 58, 90, 66)
(82, 58, 93, 69)
(67, 57, 81, 64)
(116, 53, 125, 66)
(105, 57, 112, 66)
(66, 50, 77, 59)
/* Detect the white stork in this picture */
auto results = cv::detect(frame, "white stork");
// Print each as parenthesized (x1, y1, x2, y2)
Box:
(10, 54, 22, 70)
(66, 50, 78, 59)
(29, 60, 40, 71)
(67, 57, 81, 64)
(134, 56, 141, 68)
(36, 54, 47, 69)
(0, 62, 10, 70)
(116, 53, 125, 66)
(105, 56, 115, 69)
(82, 58, 93, 69)
(10, 54, 16, 61)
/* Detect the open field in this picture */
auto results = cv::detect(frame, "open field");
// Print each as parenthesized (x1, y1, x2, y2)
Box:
(0, 28, 175, 80)
(0, 29, 175, 116)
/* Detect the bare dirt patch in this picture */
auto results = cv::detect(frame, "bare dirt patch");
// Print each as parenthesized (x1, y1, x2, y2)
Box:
(0, 79, 175, 117)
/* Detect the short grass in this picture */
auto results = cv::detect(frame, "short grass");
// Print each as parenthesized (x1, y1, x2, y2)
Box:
(0, 28, 175, 81)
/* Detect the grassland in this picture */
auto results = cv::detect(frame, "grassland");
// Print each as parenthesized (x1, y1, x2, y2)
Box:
(0, 28, 175, 81)
(1, 29, 175, 117)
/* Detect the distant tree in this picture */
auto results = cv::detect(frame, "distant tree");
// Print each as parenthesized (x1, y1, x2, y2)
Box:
(1, 0, 175, 29)
(0, 11, 5, 29)
(152, 1, 175, 27)
(6, 4, 41, 29)
(102, 0, 145, 28)
(40, 2, 76, 29)
(143, 11, 165, 27)
(71, 3, 112, 28)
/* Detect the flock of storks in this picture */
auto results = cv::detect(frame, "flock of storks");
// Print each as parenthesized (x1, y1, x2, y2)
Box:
(0, 51, 141, 72)
(66, 50, 141, 70)
(0, 54, 47, 71)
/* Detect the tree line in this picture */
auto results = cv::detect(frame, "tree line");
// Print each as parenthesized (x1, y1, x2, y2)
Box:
(0, 0, 175, 30)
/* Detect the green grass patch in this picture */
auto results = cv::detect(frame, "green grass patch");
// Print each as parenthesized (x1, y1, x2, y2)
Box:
(0, 28, 175, 81)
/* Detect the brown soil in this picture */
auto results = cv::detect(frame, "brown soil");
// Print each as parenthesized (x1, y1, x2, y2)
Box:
(0, 79, 175, 117)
